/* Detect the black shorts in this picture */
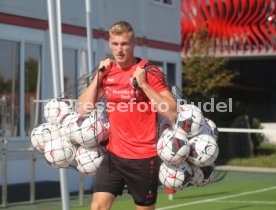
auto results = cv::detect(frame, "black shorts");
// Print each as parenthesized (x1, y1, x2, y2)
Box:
(93, 151, 161, 206)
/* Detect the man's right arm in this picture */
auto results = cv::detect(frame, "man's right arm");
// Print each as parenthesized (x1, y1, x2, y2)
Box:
(78, 58, 111, 115)
(78, 73, 104, 115)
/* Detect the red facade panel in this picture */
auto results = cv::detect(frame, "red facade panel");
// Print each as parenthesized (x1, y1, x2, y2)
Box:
(180, 0, 276, 55)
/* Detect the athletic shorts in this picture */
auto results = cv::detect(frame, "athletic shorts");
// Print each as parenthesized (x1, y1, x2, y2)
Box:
(93, 151, 161, 206)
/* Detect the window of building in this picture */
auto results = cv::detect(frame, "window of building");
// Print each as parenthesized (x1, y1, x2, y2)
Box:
(0, 40, 43, 137)
(77, 50, 92, 96)
(63, 48, 78, 99)
(149, 61, 176, 84)
(0, 39, 20, 136)
(149, 60, 163, 71)
(146, 60, 177, 95)
(25, 43, 42, 135)
(166, 62, 176, 84)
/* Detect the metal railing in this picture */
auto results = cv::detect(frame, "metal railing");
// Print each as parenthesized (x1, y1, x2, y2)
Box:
(1, 96, 35, 207)
(1, 96, 7, 207)
(0, 97, 87, 208)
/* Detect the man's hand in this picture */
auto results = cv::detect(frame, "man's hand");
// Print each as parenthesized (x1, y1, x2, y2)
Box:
(133, 66, 147, 88)
(98, 58, 112, 81)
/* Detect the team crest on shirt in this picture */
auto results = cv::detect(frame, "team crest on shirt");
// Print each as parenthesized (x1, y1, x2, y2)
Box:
(104, 87, 112, 98)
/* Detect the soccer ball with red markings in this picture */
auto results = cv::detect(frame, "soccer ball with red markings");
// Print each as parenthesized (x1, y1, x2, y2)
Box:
(176, 104, 205, 137)
(44, 136, 76, 168)
(30, 123, 50, 153)
(30, 123, 61, 153)
(41, 124, 61, 144)
(188, 134, 219, 167)
(202, 118, 219, 141)
(159, 161, 193, 190)
(74, 146, 104, 176)
(59, 111, 80, 142)
(73, 111, 108, 148)
(157, 127, 190, 165)
(44, 98, 73, 124)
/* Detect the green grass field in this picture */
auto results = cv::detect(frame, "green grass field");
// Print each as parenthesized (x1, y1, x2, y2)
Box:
(3, 169, 276, 210)
(67, 170, 276, 210)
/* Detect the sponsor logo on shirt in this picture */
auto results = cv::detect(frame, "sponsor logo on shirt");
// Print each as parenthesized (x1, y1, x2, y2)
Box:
(105, 87, 112, 98)
(104, 87, 135, 100)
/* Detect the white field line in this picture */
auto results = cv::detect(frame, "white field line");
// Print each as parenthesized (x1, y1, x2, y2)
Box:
(156, 185, 276, 210)
(214, 200, 276, 205)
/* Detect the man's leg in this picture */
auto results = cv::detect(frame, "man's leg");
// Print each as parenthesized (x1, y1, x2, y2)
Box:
(136, 204, 155, 210)
(122, 156, 161, 208)
(92, 152, 125, 210)
(91, 192, 116, 210)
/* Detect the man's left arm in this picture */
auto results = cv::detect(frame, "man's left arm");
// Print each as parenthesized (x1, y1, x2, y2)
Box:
(133, 66, 177, 121)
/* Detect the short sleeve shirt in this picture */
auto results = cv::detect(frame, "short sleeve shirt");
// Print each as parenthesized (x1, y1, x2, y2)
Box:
(101, 58, 167, 158)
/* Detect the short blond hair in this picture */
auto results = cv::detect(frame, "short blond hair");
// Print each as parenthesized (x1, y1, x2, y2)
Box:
(109, 21, 135, 41)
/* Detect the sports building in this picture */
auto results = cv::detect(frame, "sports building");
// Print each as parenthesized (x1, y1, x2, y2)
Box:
(181, 0, 276, 141)
(1, 0, 276, 206)
(0, 0, 182, 202)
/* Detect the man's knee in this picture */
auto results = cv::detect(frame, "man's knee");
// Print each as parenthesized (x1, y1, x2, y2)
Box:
(90, 192, 115, 210)
(91, 200, 111, 210)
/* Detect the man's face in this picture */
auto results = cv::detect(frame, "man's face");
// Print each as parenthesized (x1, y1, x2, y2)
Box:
(109, 32, 135, 67)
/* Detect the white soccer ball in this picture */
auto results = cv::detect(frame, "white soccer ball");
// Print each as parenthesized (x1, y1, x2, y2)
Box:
(176, 104, 205, 137)
(187, 165, 204, 187)
(73, 111, 108, 148)
(41, 124, 61, 144)
(157, 127, 190, 165)
(74, 146, 104, 176)
(44, 98, 73, 124)
(44, 136, 76, 168)
(202, 118, 219, 141)
(159, 161, 193, 190)
(30, 123, 61, 153)
(188, 134, 219, 167)
(200, 163, 216, 186)
(30, 123, 50, 153)
(59, 112, 80, 141)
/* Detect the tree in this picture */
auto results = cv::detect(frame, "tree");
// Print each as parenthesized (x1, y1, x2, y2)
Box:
(0, 75, 12, 93)
(25, 58, 38, 93)
(182, 27, 237, 100)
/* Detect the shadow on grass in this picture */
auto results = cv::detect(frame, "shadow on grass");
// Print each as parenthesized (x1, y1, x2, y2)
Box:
(214, 170, 228, 183)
